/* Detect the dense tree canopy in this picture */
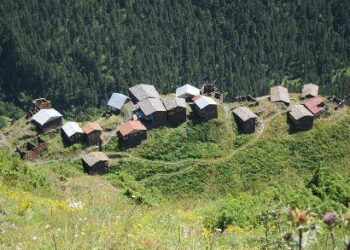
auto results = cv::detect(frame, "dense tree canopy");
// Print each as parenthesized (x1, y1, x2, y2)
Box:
(0, 0, 349, 114)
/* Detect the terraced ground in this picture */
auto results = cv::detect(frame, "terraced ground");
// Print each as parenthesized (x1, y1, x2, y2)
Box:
(0, 96, 349, 249)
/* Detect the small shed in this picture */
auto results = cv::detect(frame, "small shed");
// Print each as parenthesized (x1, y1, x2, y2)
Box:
(128, 84, 160, 103)
(232, 107, 258, 134)
(82, 122, 103, 146)
(117, 120, 147, 147)
(193, 96, 218, 120)
(31, 108, 63, 133)
(107, 93, 130, 113)
(162, 97, 187, 126)
(270, 86, 290, 104)
(16, 137, 47, 160)
(301, 83, 319, 99)
(302, 96, 325, 116)
(82, 152, 110, 175)
(61, 121, 84, 144)
(288, 104, 314, 131)
(136, 98, 167, 128)
(176, 84, 201, 102)
(32, 98, 52, 110)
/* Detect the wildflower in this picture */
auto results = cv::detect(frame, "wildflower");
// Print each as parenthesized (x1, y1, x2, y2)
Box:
(68, 200, 84, 209)
(44, 224, 50, 229)
(323, 212, 336, 226)
(290, 208, 310, 227)
(32, 236, 37, 240)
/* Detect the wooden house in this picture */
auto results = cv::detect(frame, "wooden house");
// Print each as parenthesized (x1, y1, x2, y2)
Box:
(117, 120, 147, 147)
(128, 84, 160, 103)
(31, 108, 63, 133)
(176, 84, 200, 102)
(302, 96, 325, 116)
(136, 98, 167, 128)
(232, 107, 258, 134)
(107, 93, 130, 114)
(301, 83, 319, 99)
(162, 97, 187, 126)
(82, 152, 110, 175)
(270, 86, 290, 105)
(82, 122, 103, 146)
(32, 98, 52, 110)
(61, 121, 84, 144)
(288, 104, 314, 131)
(193, 96, 218, 120)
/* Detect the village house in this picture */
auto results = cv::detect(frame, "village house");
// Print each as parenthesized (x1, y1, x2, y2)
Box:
(82, 122, 103, 146)
(31, 108, 63, 133)
(162, 97, 187, 126)
(136, 98, 167, 128)
(61, 121, 84, 144)
(16, 137, 47, 160)
(117, 120, 147, 147)
(301, 83, 319, 99)
(82, 152, 110, 175)
(32, 98, 52, 110)
(270, 85, 290, 105)
(302, 96, 325, 116)
(232, 106, 258, 134)
(128, 84, 160, 103)
(288, 104, 314, 131)
(176, 84, 200, 102)
(193, 96, 218, 120)
(107, 93, 130, 114)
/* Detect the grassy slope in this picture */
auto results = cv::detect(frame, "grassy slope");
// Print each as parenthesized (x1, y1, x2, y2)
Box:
(0, 99, 349, 249)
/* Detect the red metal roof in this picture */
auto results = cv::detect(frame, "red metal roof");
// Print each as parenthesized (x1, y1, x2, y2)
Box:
(118, 120, 147, 137)
(303, 96, 324, 115)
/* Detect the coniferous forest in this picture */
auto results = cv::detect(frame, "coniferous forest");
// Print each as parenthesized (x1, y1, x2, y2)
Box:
(0, 0, 349, 114)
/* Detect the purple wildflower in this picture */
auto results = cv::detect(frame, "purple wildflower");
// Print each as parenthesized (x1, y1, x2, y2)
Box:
(323, 212, 336, 226)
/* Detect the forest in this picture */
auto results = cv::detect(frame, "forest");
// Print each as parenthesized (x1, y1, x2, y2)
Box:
(0, 0, 349, 116)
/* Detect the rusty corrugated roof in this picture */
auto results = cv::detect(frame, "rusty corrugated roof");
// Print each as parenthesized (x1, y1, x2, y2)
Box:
(118, 120, 147, 137)
(303, 96, 324, 115)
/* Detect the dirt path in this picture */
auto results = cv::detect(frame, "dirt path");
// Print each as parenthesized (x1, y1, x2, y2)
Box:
(139, 110, 286, 183)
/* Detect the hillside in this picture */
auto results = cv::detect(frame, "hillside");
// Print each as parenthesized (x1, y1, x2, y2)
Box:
(0, 96, 349, 249)
(1, 0, 350, 116)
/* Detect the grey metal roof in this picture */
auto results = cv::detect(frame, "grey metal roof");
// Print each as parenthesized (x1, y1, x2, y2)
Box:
(289, 104, 314, 120)
(138, 98, 166, 116)
(129, 84, 160, 101)
(62, 121, 84, 138)
(107, 93, 130, 110)
(176, 84, 200, 99)
(301, 83, 319, 97)
(32, 108, 63, 126)
(162, 97, 187, 110)
(270, 86, 290, 104)
(82, 152, 109, 167)
(233, 107, 257, 122)
(194, 96, 217, 110)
